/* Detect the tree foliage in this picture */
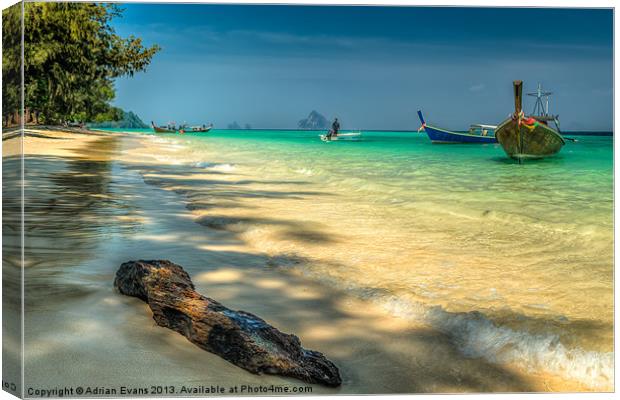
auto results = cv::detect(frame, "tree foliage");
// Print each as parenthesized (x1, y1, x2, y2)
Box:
(2, 3, 21, 126)
(2, 3, 160, 125)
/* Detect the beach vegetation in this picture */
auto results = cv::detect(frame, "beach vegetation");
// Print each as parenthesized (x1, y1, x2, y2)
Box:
(2, 3, 160, 127)
(2, 3, 21, 127)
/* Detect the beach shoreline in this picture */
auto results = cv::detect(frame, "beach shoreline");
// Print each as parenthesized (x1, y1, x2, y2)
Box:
(9, 127, 606, 393)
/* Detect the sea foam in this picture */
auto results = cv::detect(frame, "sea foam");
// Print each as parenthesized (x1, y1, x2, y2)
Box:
(377, 296, 612, 389)
(282, 262, 613, 390)
(194, 162, 236, 172)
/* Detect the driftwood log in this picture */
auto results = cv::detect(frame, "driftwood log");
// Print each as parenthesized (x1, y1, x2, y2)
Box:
(114, 260, 341, 387)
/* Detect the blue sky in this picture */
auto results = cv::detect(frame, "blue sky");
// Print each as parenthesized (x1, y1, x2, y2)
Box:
(112, 5, 613, 130)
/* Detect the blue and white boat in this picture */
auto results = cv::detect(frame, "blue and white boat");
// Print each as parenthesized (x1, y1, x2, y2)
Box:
(319, 131, 362, 142)
(417, 110, 497, 144)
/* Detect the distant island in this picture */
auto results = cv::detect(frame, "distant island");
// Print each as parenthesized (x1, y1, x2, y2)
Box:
(227, 122, 252, 130)
(298, 110, 328, 130)
(88, 110, 149, 129)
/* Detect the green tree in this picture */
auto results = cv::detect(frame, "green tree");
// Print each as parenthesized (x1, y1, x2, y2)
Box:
(2, 3, 21, 126)
(2, 2, 160, 126)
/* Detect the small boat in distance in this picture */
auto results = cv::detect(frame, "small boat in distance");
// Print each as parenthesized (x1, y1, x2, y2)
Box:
(152, 122, 213, 134)
(190, 124, 213, 132)
(320, 131, 362, 142)
(151, 121, 177, 133)
(180, 124, 213, 134)
(417, 111, 497, 144)
(495, 81, 565, 161)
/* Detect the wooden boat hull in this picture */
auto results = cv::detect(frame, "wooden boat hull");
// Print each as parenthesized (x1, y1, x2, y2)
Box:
(151, 122, 176, 133)
(423, 125, 497, 144)
(153, 126, 176, 133)
(495, 117, 565, 159)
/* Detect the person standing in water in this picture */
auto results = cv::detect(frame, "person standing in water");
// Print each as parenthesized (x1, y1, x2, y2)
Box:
(331, 117, 340, 138)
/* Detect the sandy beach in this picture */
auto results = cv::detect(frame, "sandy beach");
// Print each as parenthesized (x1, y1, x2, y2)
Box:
(4, 127, 603, 394)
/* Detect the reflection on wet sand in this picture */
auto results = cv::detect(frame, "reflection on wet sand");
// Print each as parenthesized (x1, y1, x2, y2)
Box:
(3, 131, 23, 396)
(24, 136, 138, 310)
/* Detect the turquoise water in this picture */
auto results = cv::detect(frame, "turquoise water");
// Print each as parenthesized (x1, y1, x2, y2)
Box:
(134, 128, 612, 231)
(112, 128, 613, 388)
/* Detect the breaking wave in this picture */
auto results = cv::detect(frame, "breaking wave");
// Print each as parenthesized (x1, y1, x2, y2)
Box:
(281, 262, 613, 390)
(194, 161, 236, 172)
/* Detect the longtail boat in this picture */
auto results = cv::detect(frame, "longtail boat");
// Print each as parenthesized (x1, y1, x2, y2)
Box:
(495, 81, 565, 161)
(417, 110, 497, 144)
(151, 121, 177, 133)
(180, 124, 213, 133)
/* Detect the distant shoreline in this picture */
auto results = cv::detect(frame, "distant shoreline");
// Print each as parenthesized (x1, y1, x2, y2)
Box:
(157, 128, 615, 136)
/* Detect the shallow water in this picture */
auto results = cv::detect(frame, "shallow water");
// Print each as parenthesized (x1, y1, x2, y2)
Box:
(98, 129, 614, 389)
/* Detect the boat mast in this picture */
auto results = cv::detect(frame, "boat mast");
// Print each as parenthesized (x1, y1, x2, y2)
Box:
(527, 83, 553, 117)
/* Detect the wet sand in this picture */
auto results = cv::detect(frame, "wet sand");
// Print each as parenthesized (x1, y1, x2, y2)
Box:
(8, 128, 592, 394)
